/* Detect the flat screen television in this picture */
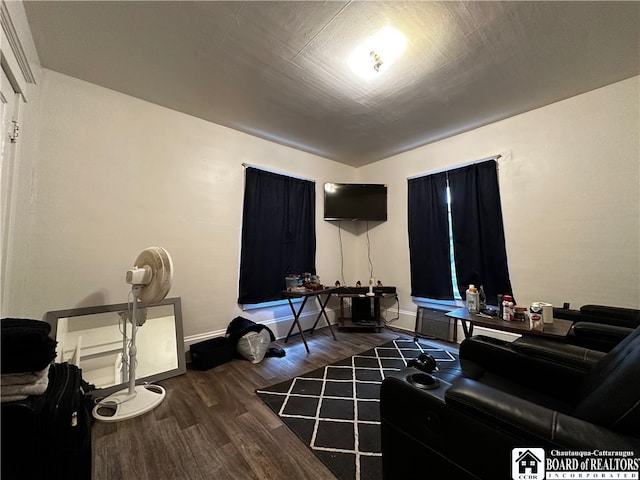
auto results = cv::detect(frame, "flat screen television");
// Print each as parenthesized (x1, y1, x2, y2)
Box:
(323, 183, 387, 221)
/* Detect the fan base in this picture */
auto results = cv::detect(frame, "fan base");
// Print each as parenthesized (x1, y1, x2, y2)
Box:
(92, 384, 166, 422)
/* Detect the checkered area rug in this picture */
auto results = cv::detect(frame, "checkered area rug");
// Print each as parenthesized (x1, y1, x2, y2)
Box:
(256, 338, 459, 480)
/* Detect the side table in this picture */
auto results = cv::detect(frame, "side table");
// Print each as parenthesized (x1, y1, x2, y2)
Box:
(446, 307, 574, 340)
(282, 287, 337, 353)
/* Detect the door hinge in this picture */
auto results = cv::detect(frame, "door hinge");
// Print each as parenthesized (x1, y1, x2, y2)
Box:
(8, 120, 19, 143)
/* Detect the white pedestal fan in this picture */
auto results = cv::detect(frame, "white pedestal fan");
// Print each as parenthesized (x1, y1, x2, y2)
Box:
(93, 247, 173, 422)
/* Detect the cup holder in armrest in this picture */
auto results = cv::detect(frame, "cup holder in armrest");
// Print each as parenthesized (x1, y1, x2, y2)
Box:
(407, 372, 440, 390)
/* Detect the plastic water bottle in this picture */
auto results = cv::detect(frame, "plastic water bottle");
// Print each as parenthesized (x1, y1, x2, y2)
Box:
(478, 285, 487, 310)
(466, 285, 479, 313)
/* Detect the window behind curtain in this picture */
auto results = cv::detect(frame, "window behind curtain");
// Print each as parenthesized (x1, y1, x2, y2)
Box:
(407, 159, 513, 304)
(238, 167, 316, 305)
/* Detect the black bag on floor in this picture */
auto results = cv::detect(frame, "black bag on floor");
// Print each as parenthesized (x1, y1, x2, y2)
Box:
(191, 337, 236, 370)
(1, 362, 92, 480)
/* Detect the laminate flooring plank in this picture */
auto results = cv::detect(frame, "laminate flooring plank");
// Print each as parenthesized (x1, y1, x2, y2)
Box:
(211, 398, 298, 479)
(197, 369, 250, 418)
(98, 417, 154, 480)
(243, 393, 286, 431)
(225, 360, 281, 394)
(126, 413, 170, 480)
(92, 431, 125, 480)
(268, 423, 337, 480)
(160, 375, 207, 430)
(218, 362, 267, 398)
(192, 405, 235, 448)
(190, 368, 222, 407)
(225, 412, 282, 480)
(181, 424, 229, 479)
(216, 441, 262, 480)
(235, 407, 332, 479)
(156, 416, 211, 480)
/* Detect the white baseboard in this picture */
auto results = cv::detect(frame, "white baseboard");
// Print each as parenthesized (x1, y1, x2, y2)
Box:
(183, 307, 340, 348)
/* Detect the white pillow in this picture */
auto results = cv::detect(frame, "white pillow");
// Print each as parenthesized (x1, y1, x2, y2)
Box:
(236, 329, 272, 364)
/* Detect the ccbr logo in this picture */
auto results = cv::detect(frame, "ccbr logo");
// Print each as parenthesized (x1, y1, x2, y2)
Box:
(512, 448, 545, 480)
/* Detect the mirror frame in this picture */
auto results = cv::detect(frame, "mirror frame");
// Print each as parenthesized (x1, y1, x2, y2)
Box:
(45, 297, 186, 399)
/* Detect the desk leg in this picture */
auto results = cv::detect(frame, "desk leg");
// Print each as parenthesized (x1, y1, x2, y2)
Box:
(374, 296, 381, 332)
(285, 297, 310, 353)
(460, 319, 474, 339)
(309, 294, 337, 340)
(453, 318, 458, 343)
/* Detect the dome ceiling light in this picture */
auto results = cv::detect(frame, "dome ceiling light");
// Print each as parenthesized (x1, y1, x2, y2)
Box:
(348, 27, 407, 80)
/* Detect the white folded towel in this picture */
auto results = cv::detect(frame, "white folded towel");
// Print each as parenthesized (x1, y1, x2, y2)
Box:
(1, 394, 29, 402)
(1, 364, 50, 386)
(1, 364, 50, 402)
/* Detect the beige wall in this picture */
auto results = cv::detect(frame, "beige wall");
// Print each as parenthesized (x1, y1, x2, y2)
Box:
(5, 69, 356, 342)
(358, 76, 640, 331)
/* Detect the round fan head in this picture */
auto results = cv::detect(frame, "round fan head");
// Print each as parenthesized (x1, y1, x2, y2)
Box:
(133, 247, 173, 304)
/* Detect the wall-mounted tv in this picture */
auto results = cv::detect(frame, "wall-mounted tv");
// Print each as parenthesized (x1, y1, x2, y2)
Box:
(323, 183, 387, 221)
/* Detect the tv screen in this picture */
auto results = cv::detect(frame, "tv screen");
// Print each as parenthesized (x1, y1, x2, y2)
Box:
(324, 183, 387, 221)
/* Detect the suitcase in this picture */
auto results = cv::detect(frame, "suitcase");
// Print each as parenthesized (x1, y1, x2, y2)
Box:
(1, 362, 92, 480)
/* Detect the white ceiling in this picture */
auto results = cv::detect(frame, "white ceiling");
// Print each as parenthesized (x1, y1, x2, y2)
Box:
(23, 1, 640, 167)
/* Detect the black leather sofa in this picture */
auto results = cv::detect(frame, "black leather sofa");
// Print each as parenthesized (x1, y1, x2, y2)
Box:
(380, 326, 640, 479)
(556, 304, 639, 351)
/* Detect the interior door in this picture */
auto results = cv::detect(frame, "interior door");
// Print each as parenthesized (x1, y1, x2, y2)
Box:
(1, 65, 21, 311)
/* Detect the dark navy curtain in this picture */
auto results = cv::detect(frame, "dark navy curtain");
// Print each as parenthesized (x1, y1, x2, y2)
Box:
(407, 160, 513, 304)
(407, 171, 453, 299)
(238, 168, 316, 304)
(449, 160, 513, 305)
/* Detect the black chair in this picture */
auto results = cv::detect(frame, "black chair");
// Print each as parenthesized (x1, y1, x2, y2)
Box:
(380, 326, 640, 479)
(556, 304, 640, 352)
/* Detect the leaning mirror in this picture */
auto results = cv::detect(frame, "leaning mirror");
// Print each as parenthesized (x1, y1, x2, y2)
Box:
(45, 297, 186, 398)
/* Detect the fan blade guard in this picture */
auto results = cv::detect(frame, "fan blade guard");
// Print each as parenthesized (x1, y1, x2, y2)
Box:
(133, 247, 173, 304)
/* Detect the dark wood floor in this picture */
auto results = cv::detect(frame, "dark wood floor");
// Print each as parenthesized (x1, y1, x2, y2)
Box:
(91, 327, 456, 480)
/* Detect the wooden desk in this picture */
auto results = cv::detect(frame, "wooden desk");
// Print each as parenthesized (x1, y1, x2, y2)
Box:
(282, 287, 337, 353)
(446, 307, 574, 340)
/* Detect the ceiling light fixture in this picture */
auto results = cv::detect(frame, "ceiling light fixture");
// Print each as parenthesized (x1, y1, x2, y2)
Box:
(324, 183, 337, 193)
(348, 27, 407, 80)
(370, 51, 383, 72)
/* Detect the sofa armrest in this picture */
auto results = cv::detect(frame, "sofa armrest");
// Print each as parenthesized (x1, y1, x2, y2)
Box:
(580, 305, 640, 328)
(511, 335, 605, 368)
(571, 322, 633, 340)
(553, 305, 640, 329)
(565, 322, 636, 352)
(445, 378, 640, 450)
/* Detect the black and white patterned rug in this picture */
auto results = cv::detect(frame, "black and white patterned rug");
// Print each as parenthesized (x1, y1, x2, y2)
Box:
(256, 338, 459, 480)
